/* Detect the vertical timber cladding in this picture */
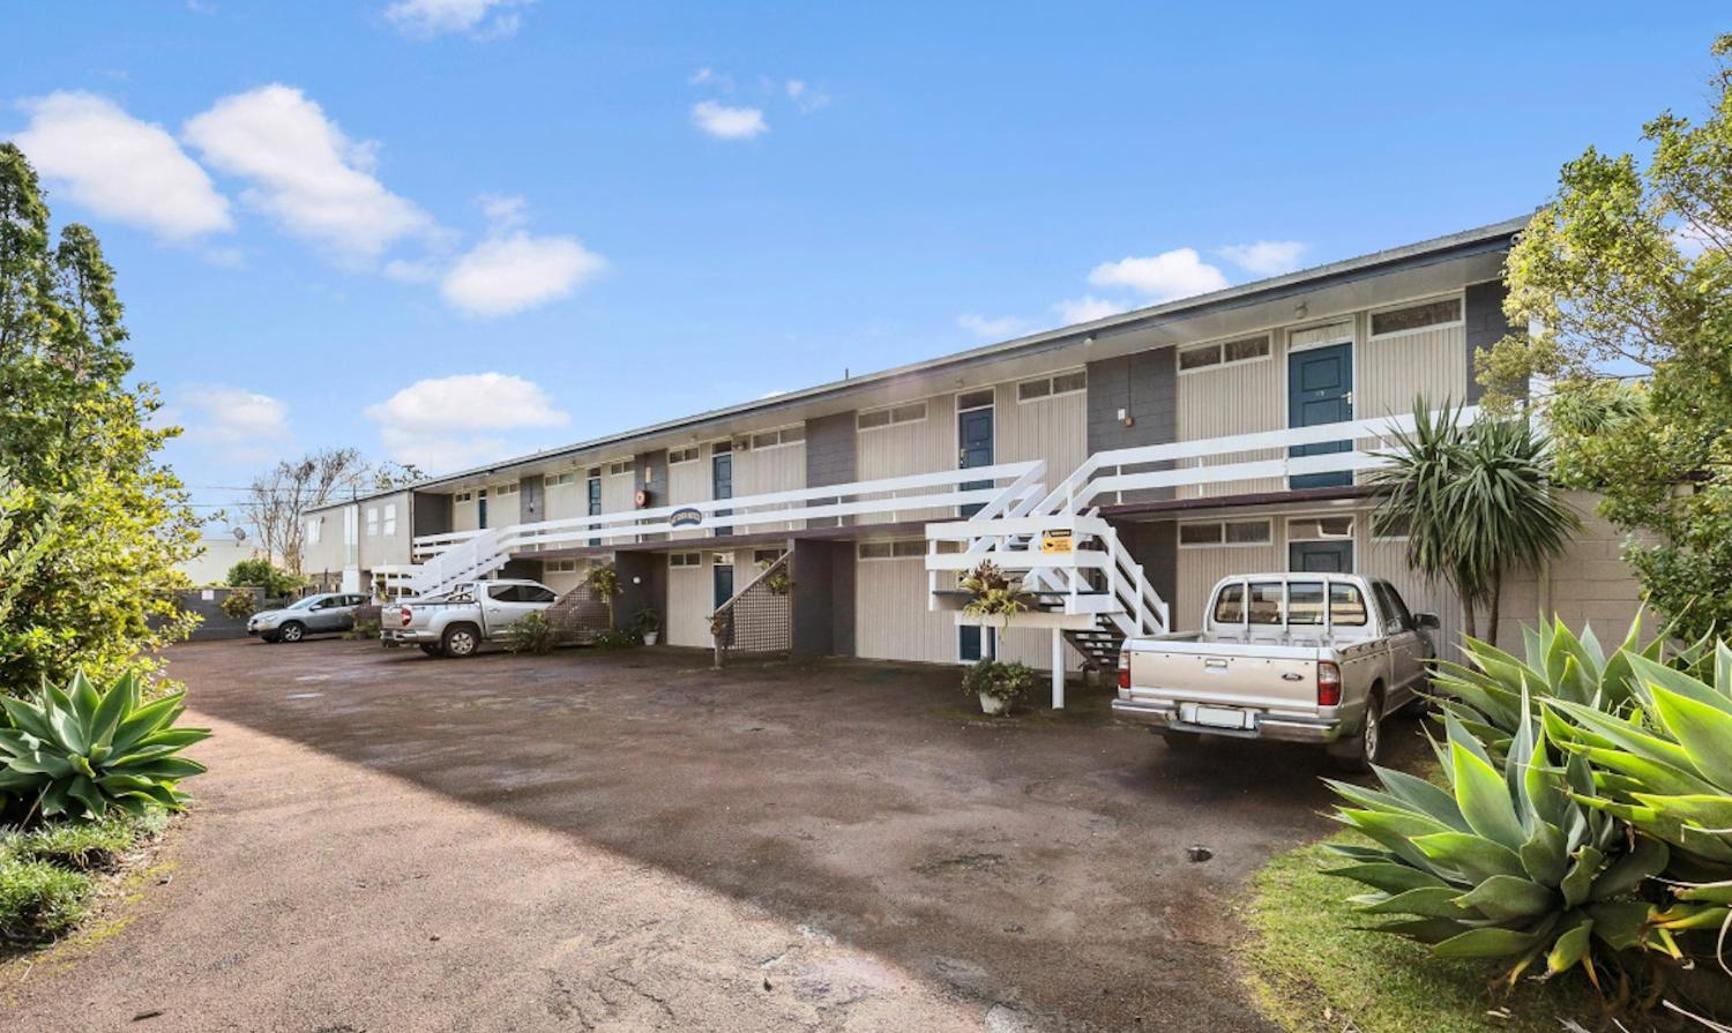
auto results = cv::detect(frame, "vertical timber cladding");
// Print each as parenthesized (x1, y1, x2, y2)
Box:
(1085, 349, 1176, 505)
(804, 411, 856, 529)
(665, 552, 712, 647)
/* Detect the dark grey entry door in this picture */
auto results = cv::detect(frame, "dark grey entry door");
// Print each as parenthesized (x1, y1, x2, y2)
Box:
(1290, 540, 1353, 573)
(957, 405, 993, 518)
(1288, 343, 1353, 489)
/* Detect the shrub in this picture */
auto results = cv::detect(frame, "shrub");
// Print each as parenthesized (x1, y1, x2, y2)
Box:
(0, 670, 211, 822)
(0, 859, 93, 945)
(632, 607, 660, 638)
(593, 628, 636, 650)
(960, 560, 1027, 628)
(1326, 708, 1666, 987)
(219, 590, 257, 621)
(224, 558, 303, 599)
(505, 611, 557, 655)
(962, 659, 1035, 713)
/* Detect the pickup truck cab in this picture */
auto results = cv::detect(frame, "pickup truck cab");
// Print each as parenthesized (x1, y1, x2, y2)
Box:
(383, 579, 559, 658)
(1111, 573, 1438, 771)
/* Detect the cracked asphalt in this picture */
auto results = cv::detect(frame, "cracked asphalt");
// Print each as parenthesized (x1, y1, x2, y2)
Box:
(0, 638, 1417, 1031)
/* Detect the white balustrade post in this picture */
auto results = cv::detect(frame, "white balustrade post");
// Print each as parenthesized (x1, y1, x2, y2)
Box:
(1050, 628, 1065, 710)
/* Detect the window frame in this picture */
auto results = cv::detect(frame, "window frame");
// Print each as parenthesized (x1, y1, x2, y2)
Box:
(1369, 294, 1465, 341)
(856, 401, 929, 432)
(1014, 369, 1087, 404)
(668, 552, 702, 568)
(1178, 518, 1273, 549)
(668, 446, 701, 465)
(365, 506, 379, 537)
(1177, 333, 1273, 376)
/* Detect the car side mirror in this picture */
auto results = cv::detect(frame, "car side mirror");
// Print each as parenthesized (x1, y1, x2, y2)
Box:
(1414, 612, 1440, 631)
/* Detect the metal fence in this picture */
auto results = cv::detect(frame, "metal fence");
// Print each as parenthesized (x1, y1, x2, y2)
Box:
(712, 553, 791, 660)
(545, 583, 613, 645)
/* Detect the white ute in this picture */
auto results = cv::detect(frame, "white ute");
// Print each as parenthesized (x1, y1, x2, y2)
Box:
(1111, 573, 1438, 771)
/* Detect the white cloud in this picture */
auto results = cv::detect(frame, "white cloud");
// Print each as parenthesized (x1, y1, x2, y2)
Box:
(385, 0, 528, 38)
(691, 101, 768, 140)
(177, 384, 290, 462)
(365, 372, 569, 471)
(1054, 296, 1131, 324)
(11, 92, 232, 241)
(785, 79, 830, 113)
(441, 233, 604, 316)
(1217, 240, 1308, 277)
(1087, 248, 1228, 302)
(957, 313, 1026, 339)
(477, 192, 527, 230)
(182, 84, 434, 263)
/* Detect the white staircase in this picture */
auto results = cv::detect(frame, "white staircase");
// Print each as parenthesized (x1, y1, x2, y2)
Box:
(402, 526, 511, 598)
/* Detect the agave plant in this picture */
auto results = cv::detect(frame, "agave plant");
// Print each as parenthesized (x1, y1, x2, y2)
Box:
(1431, 613, 1712, 753)
(1326, 706, 1667, 986)
(1544, 646, 1732, 960)
(0, 671, 211, 821)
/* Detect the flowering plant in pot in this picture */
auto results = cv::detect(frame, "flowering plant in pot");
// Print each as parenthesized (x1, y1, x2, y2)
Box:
(633, 607, 661, 645)
(962, 659, 1034, 716)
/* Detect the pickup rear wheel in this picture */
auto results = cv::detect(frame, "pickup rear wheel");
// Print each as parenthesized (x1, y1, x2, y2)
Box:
(1329, 689, 1383, 774)
(441, 624, 480, 658)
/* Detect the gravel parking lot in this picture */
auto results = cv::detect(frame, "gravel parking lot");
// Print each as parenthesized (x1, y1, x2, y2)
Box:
(1, 638, 1420, 1032)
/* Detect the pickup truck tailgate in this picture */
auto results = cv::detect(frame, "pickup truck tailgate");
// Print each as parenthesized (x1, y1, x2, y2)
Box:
(1127, 639, 1324, 714)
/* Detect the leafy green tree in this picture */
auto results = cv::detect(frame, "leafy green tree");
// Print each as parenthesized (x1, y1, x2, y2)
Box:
(224, 557, 304, 599)
(1371, 401, 1578, 646)
(1481, 34, 1732, 641)
(0, 143, 199, 693)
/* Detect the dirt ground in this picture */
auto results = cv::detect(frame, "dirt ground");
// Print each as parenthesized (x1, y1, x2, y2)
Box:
(0, 638, 1422, 1032)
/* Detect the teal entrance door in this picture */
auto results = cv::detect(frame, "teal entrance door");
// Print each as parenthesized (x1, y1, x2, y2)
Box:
(957, 405, 993, 518)
(1288, 343, 1353, 489)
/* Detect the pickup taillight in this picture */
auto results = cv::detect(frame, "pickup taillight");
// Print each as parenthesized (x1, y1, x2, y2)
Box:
(1117, 651, 1131, 691)
(399, 606, 412, 628)
(1317, 661, 1343, 707)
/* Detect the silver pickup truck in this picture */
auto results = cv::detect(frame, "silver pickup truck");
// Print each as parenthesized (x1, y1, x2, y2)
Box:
(1111, 573, 1438, 771)
(383, 579, 559, 658)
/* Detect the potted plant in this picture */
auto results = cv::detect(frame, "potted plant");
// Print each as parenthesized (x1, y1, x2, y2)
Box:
(960, 559, 1028, 633)
(586, 564, 621, 629)
(962, 659, 1034, 716)
(633, 606, 661, 645)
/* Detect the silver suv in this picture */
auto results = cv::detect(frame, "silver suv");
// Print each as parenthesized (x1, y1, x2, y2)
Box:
(248, 592, 369, 643)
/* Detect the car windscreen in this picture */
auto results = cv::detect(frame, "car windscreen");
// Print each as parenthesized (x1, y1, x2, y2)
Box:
(287, 597, 318, 610)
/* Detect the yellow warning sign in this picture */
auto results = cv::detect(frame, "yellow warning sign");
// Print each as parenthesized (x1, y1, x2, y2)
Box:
(1040, 529, 1074, 554)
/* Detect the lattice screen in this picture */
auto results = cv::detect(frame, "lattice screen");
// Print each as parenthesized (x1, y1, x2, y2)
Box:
(545, 584, 612, 645)
(714, 555, 792, 656)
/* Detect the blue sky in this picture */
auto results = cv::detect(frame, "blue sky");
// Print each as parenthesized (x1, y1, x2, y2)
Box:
(3, 2, 1724, 524)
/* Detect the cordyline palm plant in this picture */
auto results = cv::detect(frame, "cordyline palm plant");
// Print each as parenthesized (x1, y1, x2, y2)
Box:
(1327, 707, 1668, 987)
(0, 670, 210, 822)
(1369, 399, 1579, 646)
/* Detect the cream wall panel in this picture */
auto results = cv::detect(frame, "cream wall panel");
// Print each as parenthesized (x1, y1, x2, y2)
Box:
(733, 441, 805, 533)
(856, 394, 957, 525)
(301, 509, 346, 579)
(544, 479, 585, 522)
(601, 468, 636, 513)
(1172, 540, 1282, 632)
(1176, 348, 1284, 499)
(359, 491, 413, 570)
(668, 449, 711, 542)
(855, 556, 957, 663)
(1358, 325, 1468, 421)
(666, 559, 715, 648)
(452, 498, 478, 533)
(994, 382, 1086, 486)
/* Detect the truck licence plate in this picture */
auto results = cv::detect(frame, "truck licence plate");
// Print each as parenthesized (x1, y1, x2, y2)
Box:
(1184, 704, 1254, 730)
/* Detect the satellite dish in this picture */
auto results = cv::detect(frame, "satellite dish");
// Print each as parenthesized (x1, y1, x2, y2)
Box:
(231, 527, 248, 542)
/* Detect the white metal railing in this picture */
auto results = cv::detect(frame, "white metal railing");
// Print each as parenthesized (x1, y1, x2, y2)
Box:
(401, 461, 1047, 598)
(925, 409, 1476, 652)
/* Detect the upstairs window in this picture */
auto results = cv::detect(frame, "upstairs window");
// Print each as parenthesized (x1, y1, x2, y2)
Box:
(857, 539, 926, 559)
(1016, 370, 1086, 402)
(1371, 297, 1463, 337)
(1178, 334, 1270, 372)
(365, 507, 378, 537)
(382, 504, 397, 536)
(606, 460, 633, 477)
(548, 472, 578, 486)
(669, 552, 702, 568)
(668, 446, 701, 465)
(750, 427, 805, 449)
(857, 402, 928, 430)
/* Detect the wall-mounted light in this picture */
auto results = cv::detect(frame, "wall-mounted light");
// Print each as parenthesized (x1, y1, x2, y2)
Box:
(1294, 301, 1309, 321)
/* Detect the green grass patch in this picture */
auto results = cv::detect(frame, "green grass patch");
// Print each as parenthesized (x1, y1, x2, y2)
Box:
(1240, 836, 1598, 1033)
(0, 860, 94, 944)
(0, 809, 168, 949)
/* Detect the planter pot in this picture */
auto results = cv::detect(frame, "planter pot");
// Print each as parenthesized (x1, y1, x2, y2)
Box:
(978, 692, 1010, 716)
(643, 631, 659, 645)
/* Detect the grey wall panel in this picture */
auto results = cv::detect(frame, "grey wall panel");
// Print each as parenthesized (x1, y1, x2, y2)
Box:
(412, 491, 452, 537)
(790, 539, 837, 657)
(518, 475, 545, 524)
(832, 545, 856, 657)
(805, 410, 857, 528)
(637, 448, 669, 542)
(1087, 349, 1176, 503)
(1464, 280, 1512, 404)
(614, 551, 665, 633)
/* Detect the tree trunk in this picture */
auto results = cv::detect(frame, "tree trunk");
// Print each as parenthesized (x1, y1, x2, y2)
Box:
(1461, 593, 1478, 643)
(1486, 571, 1504, 650)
